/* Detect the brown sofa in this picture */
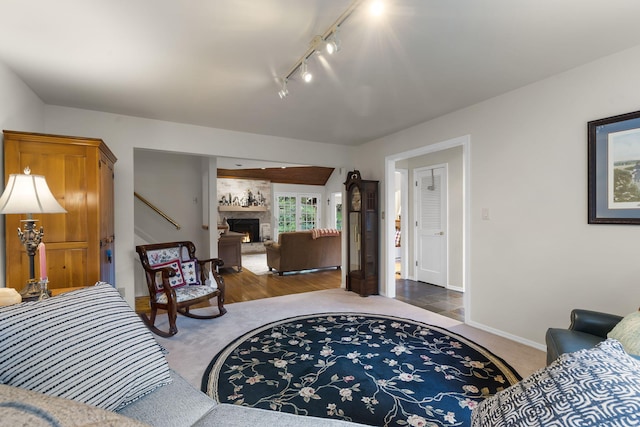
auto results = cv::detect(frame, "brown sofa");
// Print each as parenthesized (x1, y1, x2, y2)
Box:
(264, 231, 341, 275)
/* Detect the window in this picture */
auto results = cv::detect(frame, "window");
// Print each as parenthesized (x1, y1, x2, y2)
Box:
(299, 196, 318, 230)
(275, 193, 321, 239)
(277, 195, 297, 233)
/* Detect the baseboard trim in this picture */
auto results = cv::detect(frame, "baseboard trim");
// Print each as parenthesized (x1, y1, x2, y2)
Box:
(465, 319, 546, 352)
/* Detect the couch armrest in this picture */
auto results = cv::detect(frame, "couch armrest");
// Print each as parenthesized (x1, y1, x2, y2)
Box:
(264, 241, 280, 271)
(569, 309, 623, 338)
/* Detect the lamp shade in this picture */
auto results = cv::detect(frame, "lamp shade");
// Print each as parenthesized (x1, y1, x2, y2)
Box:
(0, 169, 66, 215)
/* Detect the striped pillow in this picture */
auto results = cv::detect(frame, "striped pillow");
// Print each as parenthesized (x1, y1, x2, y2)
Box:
(0, 283, 172, 411)
(311, 228, 340, 239)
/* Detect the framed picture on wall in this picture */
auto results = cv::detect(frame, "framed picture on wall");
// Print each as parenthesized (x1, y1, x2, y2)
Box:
(588, 110, 640, 224)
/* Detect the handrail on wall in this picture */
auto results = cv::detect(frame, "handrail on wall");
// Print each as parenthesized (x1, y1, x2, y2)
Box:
(134, 192, 181, 230)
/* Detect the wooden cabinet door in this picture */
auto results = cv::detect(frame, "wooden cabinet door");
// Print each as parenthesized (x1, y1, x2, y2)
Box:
(3, 131, 116, 290)
(4, 140, 97, 289)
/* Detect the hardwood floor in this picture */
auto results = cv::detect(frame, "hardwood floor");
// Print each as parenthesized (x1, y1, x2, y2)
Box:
(135, 263, 464, 322)
(220, 266, 342, 303)
(135, 266, 341, 313)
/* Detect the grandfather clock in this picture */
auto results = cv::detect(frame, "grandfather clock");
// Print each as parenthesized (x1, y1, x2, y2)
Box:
(345, 170, 379, 296)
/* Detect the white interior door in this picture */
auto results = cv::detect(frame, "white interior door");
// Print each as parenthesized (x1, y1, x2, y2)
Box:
(415, 166, 447, 286)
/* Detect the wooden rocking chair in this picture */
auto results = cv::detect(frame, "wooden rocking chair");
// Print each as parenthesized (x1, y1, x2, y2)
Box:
(136, 241, 226, 337)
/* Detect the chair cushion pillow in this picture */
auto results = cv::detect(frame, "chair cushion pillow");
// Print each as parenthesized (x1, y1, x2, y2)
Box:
(146, 247, 182, 265)
(607, 310, 640, 356)
(471, 339, 640, 427)
(181, 259, 201, 285)
(0, 283, 172, 411)
(155, 284, 218, 304)
(153, 259, 185, 292)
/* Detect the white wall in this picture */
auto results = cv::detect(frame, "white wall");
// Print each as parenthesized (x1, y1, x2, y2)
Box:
(359, 44, 640, 348)
(326, 168, 347, 230)
(133, 149, 211, 296)
(324, 168, 347, 201)
(0, 61, 45, 288)
(134, 149, 207, 248)
(43, 106, 355, 306)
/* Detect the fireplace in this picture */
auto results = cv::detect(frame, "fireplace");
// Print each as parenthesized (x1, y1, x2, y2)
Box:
(227, 218, 260, 243)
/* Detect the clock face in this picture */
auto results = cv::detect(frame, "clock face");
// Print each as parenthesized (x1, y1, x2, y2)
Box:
(351, 187, 361, 211)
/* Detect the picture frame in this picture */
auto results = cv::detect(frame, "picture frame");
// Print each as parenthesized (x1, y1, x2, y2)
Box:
(588, 110, 640, 224)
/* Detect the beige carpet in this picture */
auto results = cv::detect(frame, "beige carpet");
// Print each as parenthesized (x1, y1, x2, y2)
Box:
(155, 289, 546, 389)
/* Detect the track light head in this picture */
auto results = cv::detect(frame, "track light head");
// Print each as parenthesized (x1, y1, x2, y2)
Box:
(301, 61, 312, 83)
(326, 38, 340, 55)
(278, 79, 289, 99)
(325, 28, 341, 55)
(326, 40, 336, 55)
(277, 0, 380, 98)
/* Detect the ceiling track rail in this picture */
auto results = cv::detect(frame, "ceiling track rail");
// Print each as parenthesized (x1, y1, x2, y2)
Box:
(282, 0, 365, 83)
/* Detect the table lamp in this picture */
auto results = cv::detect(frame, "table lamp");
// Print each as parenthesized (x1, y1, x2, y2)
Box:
(0, 167, 66, 299)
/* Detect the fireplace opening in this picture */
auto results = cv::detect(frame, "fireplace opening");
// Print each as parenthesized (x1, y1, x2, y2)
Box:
(227, 218, 260, 243)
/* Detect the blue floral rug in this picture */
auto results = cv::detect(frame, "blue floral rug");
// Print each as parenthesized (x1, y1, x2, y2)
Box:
(201, 313, 521, 426)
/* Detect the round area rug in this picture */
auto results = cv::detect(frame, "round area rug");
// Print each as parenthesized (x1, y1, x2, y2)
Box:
(202, 313, 521, 427)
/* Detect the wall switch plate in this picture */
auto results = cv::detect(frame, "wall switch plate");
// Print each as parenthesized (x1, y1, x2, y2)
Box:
(482, 208, 490, 220)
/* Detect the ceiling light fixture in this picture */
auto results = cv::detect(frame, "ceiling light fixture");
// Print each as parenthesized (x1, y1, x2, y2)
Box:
(277, 0, 378, 98)
(325, 27, 341, 55)
(301, 60, 312, 83)
(278, 78, 289, 99)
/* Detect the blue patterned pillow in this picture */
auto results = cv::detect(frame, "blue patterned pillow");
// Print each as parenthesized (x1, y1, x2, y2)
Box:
(0, 283, 172, 411)
(471, 339, 640, 426)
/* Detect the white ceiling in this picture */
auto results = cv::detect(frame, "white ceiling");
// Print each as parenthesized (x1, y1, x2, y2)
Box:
(3, 1, 640, 146)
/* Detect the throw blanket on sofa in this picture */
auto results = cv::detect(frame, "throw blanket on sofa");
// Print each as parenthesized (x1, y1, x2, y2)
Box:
(311, 228, 340, 239)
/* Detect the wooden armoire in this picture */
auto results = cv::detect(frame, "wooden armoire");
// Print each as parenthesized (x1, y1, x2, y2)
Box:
(3, 130, 117, 291)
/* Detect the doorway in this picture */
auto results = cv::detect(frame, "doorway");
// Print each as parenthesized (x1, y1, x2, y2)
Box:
(384, 135, 470, 322)
(394, 170, 408, 279)
(329, 192, 343, 230)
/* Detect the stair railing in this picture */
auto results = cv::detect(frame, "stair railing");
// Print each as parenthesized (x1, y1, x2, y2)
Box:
(134, 192, 181, 230)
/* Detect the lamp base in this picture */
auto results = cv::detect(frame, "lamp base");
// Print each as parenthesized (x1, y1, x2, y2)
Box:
(20, 279, 50, 302)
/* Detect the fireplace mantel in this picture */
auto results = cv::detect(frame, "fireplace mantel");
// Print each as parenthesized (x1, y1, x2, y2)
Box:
(219, 206, 267, 212)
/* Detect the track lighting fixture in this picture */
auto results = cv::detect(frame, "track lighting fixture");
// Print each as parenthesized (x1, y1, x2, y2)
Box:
(277, 0, 381, 99)
(301, 61, 312, 83)
(278, 79, 289, 99)
(325, 27, 341, 55)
